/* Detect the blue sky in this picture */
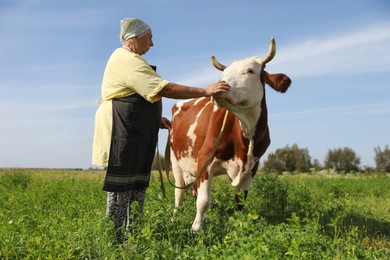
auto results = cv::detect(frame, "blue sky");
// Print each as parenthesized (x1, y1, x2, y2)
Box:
(0, 0, 389, 169)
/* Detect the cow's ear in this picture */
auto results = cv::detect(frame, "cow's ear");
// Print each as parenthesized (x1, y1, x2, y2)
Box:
(261, 71, 291, 93)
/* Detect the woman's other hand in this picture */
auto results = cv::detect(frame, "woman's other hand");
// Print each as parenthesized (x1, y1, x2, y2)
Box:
(160, 117, 171, 129)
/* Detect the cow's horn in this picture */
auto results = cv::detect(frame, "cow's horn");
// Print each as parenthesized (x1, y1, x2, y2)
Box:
(261, 37, 276, 65)
(211, 56, 226, 71)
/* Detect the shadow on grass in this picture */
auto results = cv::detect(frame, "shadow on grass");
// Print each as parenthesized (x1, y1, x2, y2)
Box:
(345, 213, 390, 237)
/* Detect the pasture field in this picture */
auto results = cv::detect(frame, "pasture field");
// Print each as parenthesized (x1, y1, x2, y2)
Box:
(0, 169, 389, 259)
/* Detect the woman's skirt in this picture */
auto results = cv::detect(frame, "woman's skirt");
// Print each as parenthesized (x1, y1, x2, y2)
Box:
(103, 94, 162, 192)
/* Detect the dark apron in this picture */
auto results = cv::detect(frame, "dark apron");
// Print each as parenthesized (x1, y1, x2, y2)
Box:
(103, 93, 162, 192)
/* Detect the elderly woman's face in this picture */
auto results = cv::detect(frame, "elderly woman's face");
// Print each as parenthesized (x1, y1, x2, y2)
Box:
(131, 30, 154, 55)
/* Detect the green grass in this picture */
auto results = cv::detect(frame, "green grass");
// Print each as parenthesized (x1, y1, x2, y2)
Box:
(0, 169, 389, 259)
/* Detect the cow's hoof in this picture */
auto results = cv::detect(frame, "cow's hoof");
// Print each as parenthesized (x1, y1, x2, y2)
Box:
(171, 208, 180, 222)
(191, 221, 203, 232)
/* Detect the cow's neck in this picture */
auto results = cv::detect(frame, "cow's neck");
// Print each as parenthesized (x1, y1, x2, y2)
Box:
(233, 106, 261, 139)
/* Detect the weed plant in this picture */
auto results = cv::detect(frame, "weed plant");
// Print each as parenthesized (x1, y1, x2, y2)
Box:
(0, 169, 389, 259)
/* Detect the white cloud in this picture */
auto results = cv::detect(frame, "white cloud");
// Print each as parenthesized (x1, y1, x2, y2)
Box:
(271, 103, 390, 121)
(270, 23, 390, 77)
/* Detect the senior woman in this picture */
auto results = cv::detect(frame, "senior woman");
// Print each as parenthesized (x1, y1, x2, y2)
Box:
(92, 18, 229, 243)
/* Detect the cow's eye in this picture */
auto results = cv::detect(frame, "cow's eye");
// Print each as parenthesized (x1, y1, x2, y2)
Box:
(246, 69, 254, 74)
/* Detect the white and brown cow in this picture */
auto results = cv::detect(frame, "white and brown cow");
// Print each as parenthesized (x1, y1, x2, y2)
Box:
(169, 38, 291, 231)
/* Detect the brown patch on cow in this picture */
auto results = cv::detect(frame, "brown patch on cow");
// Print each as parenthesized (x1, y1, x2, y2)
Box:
(171, 99, 204, 160)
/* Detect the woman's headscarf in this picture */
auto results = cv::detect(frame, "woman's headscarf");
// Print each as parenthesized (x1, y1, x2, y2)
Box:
(120, 18, 151, 42)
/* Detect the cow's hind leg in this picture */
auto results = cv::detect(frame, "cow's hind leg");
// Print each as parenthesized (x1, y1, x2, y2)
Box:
(192, 179, 211, 232)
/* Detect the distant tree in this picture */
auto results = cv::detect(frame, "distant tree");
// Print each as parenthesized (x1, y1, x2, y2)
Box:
(362, 165, 375, 174)
(311, 159, 322, 171)
(374, 145, 390, 173)
(324, 147, 360, 173)
(262, 144, 312, 173)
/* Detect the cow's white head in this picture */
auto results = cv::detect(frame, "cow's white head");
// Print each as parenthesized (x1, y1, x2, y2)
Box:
(215, 57, 265, 110)
(211, 37, 276, 108)
(210, 38, 290, 138)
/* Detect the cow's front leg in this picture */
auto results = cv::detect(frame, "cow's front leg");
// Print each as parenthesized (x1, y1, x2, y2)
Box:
(192, 179, 211, 232)
(234, 190, 248, 211)
(171, 154, 185, 217)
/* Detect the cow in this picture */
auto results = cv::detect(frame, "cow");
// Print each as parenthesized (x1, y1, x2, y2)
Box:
(169, 37, 291, 231)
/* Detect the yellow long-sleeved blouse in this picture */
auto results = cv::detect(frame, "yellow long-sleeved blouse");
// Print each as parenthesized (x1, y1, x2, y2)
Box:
(92, 48, 169, 166)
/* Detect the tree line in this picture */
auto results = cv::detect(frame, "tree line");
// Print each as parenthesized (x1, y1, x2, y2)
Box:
(261, 144, 390, 174)
(152, 145, 390, 174)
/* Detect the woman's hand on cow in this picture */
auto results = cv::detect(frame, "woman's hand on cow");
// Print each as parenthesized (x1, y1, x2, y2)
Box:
(160, 117, 172, 129)
(205, 81, 230, 96)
